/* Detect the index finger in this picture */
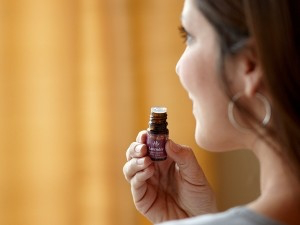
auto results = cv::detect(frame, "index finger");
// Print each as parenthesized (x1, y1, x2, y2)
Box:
(136, 130, 147, 143)
(126, 142, 147, 161)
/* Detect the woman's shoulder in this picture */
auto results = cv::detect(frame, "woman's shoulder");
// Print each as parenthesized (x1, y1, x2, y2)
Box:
(157, 207, 285, 225)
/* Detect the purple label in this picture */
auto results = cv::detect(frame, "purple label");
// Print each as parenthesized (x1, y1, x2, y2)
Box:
(146, 133, 168, 161)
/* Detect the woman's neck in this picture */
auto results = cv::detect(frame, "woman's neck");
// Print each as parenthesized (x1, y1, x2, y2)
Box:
(248, 139, 300, 224)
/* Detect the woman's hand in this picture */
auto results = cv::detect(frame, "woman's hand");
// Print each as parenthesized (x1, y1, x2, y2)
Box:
(123, 130, 217, 223)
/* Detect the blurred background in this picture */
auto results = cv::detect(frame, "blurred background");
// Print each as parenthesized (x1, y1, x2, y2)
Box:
(0, 0, 260, 224)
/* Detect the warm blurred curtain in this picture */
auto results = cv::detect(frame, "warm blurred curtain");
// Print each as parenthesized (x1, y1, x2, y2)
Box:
(0, 0, 259, 225)
(0, 0, 190, 224)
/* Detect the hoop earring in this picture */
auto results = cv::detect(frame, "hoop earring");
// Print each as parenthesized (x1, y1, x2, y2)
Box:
(228, 92, 271, 132)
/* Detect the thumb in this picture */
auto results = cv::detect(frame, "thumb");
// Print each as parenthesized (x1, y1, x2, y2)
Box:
(166, 139, 207, 184)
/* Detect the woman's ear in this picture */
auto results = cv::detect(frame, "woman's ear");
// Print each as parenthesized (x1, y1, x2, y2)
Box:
(239, 39, 263, 97)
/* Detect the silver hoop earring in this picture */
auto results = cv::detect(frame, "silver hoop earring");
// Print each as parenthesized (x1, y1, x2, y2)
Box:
(228, 92, 271, 132)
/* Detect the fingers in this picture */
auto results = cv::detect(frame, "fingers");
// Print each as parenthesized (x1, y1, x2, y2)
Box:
(136, 130, 147, 143)
(124, 130, 152, 185)
(126, 142, 147, 161)
(126, 130, 148, 161)
(123, 156, 154, 189)
(130, 165, 155, 204)
(130, 163, 155, 189)
(165, 139, 207, 184)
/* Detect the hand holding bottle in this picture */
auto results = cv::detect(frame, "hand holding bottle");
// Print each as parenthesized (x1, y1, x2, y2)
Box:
(123, 130, 217, 224)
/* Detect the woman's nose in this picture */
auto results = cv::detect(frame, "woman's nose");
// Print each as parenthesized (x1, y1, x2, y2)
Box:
(175, 58, 181, 75)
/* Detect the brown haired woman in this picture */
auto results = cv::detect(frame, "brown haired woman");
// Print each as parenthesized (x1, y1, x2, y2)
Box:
(123, 0, 300, 224)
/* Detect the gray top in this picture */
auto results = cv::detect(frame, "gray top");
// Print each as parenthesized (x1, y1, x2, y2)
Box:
(157, 207, 285, 225)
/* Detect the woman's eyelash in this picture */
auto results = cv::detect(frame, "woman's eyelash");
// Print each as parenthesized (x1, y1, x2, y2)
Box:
(178, 25, 188, 42)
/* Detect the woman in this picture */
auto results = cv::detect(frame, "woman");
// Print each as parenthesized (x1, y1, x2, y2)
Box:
(123, 0, 300, 224)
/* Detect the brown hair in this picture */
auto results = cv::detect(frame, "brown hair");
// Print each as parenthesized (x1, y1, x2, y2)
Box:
(194, 0, 300, 176)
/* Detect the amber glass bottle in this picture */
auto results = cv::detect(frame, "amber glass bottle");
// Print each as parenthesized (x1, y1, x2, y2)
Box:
(146, 107, 169, 161)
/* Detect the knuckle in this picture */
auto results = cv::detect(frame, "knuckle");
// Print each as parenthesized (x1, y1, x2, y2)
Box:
(182, 144, 192, 152)
(123, 162, 130, 174)
(122, 163, 128, 175)
(130, 176, 139, 188)
(123, 164, 130, 181)
(126, 142, 138, 160)
(136, 130, 147, 143)
(129, 142, 137, 150)
(126, 149, 130, 161)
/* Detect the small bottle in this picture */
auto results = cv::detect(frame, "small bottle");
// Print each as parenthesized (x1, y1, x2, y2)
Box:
(146, 107, 169, 161)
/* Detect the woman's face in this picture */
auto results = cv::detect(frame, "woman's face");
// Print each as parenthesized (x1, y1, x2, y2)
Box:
(176, 0, 248, 151)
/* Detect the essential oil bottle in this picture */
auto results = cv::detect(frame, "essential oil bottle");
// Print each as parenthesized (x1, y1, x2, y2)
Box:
(146, 107, 169, 161)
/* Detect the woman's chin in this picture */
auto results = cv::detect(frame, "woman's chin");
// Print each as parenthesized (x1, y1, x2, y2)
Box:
(195, 136, 215, 151)
(194, 128, 213, 150)
(195, 128, 236, 152)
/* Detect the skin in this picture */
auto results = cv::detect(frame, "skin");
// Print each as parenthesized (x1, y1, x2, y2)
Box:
(123, 133, 217, 223)
(123, 0, 300, 224)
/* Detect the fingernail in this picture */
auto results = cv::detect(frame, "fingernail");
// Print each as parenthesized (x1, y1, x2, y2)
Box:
(137, 158, 144, 165)
(135, 145, 142, 153)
